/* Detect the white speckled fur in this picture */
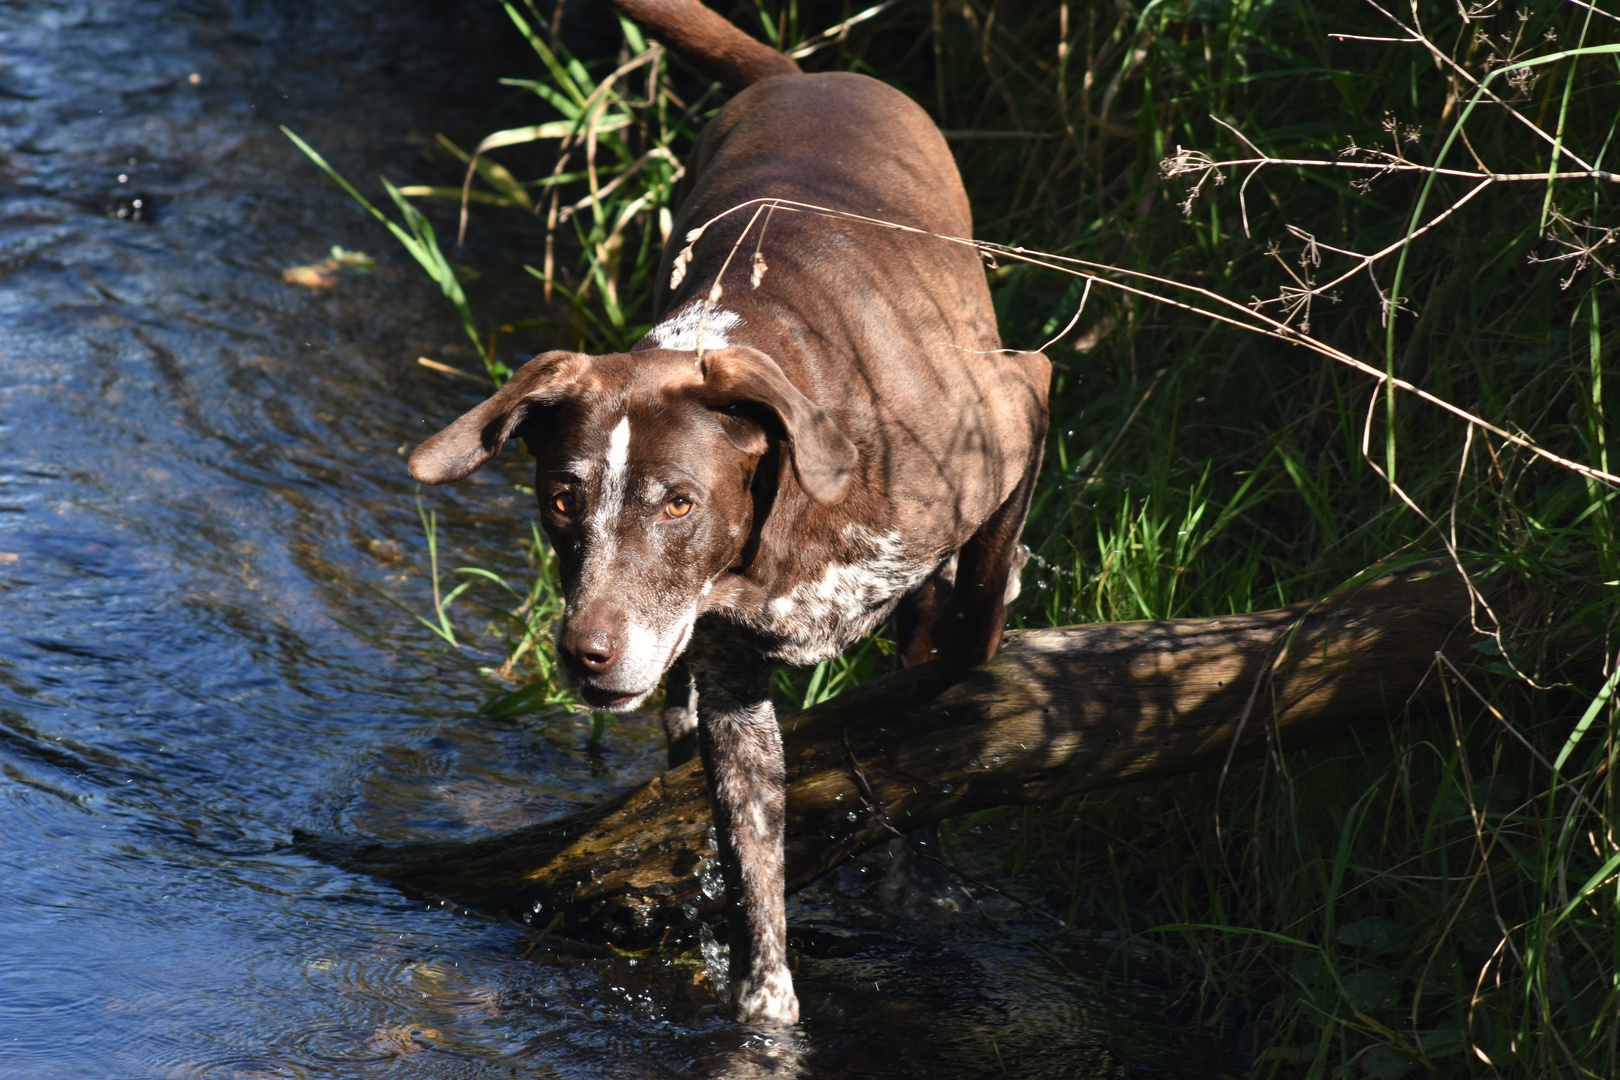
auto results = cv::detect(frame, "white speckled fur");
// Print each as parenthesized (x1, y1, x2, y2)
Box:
(747, 527, 936, 665)
(689, 672, 797, 1028)
(734, 966, 799, 1025)
(645, 305, 742, 351)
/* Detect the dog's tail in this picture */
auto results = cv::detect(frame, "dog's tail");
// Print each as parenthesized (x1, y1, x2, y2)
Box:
(608, 0, 801, 91)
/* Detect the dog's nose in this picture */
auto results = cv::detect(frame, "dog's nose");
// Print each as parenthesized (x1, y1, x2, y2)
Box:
(561, 625, 619, 672)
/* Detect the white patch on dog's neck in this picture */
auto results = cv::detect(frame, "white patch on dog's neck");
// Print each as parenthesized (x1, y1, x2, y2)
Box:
(646, 306, 742, 352)
(752, 527, 930, 666)
(604, 415, 631, 482)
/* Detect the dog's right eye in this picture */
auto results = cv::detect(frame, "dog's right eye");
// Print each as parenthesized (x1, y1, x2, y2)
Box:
(551, 491, 576, 515)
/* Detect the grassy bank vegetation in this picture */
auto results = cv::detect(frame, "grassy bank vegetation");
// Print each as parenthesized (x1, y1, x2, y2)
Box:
(303, 1, 1618, 1075)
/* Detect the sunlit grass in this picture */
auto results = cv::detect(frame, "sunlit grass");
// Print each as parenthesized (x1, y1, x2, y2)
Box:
(939, 3, 1617, 1075)
(301, 1, 1617, 1073)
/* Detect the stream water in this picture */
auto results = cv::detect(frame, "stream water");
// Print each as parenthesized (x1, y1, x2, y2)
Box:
(0, 1, 1219, 1076)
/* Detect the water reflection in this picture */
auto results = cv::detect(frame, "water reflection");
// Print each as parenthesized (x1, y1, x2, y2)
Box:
(0, 0, 1210, 1075)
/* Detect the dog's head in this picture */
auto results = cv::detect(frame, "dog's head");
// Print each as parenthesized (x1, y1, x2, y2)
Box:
(408, 346, 856, 710)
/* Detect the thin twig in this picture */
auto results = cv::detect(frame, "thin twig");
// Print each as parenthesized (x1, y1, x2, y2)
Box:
(458, 47, 661, 245)
(785, 0, 898, 60)
(676, 196, 1620, 489)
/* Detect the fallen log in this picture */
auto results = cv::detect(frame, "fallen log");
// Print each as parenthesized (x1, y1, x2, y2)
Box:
(300, 565, 1492, 944)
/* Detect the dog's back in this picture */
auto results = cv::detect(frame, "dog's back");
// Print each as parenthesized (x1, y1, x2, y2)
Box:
(649, 71, 1048, 663)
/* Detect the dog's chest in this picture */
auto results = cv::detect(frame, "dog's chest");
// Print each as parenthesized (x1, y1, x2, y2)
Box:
(740, 525, 937, 666)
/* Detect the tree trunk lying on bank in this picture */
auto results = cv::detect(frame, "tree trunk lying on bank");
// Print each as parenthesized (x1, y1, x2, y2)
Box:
(300, 565, 1497, 945)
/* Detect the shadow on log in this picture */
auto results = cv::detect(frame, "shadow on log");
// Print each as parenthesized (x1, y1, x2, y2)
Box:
(298, 564, 1496, 945)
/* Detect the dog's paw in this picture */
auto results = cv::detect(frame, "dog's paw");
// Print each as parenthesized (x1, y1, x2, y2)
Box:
(731, 967, 799, 1027)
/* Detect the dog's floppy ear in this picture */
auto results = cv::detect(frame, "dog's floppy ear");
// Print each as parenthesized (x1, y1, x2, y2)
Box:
(697, 346, 857, 505)
(409, 351, 590, 484)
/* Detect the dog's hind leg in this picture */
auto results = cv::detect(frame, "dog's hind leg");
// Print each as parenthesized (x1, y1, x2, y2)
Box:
(881, 562, 968, 916)
(932, 449, 1042, 667)
(894, 559, 953, 668)
(691, 641, 798, 1026)
(879, 452, 1043, 915)
(661, 657, 699, 767)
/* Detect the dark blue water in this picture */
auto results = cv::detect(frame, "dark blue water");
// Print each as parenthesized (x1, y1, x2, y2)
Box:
(0, 2, 1210, 1075)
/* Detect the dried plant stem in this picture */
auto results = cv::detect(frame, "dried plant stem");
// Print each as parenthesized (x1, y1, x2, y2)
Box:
(677, 195, 1620, 489)
(1174, 154, 1618, 186)
(692, 201, 771, 365)
(458, 46, 662, 245)
(1360, 3, 1612, 177)
(785, 0, 897, 61)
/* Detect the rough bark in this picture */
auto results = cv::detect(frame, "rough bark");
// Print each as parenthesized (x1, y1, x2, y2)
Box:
(299, 565, 1492, 944)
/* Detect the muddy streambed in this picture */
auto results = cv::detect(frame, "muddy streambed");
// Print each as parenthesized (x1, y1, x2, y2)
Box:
(0, 2, 1217, 1075)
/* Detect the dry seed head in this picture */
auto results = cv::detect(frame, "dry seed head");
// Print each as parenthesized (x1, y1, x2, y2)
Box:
(1159, 146, 1215, 179)
(750, 251, 767, 289)
(670, 245, 693, 289)
(1507, 66, 1540, 93)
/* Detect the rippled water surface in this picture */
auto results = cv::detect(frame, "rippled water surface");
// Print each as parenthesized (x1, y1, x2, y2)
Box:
(0, 2, 1216, 1075)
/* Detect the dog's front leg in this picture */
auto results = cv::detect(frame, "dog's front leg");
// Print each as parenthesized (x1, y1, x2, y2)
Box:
(691, 645, 797, 1026)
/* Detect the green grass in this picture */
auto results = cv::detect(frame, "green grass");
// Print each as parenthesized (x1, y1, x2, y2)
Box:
(307, 1, 1617, 1074)
(916, 3, 1618, 1075)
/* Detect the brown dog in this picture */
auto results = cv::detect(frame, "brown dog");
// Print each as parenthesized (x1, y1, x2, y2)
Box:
(409, 0, 1049, 1025)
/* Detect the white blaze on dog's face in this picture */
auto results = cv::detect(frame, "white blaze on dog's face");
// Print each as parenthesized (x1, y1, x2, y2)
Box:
(405, 346, 856, 713)
(532, 378, 766, 711)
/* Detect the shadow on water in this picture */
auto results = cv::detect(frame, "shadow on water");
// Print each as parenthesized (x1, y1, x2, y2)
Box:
(0, 1, 1221, 1075)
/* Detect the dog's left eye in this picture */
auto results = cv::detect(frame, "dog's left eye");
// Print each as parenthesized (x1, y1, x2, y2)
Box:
(552, 491, 576, 515)
(666, 496, 693, 518)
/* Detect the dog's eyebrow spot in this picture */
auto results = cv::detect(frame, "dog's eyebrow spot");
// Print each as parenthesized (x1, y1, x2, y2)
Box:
(553, 462, 596, 483)
(637, 477, 666, 504)
(645, 306, 743, 351)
